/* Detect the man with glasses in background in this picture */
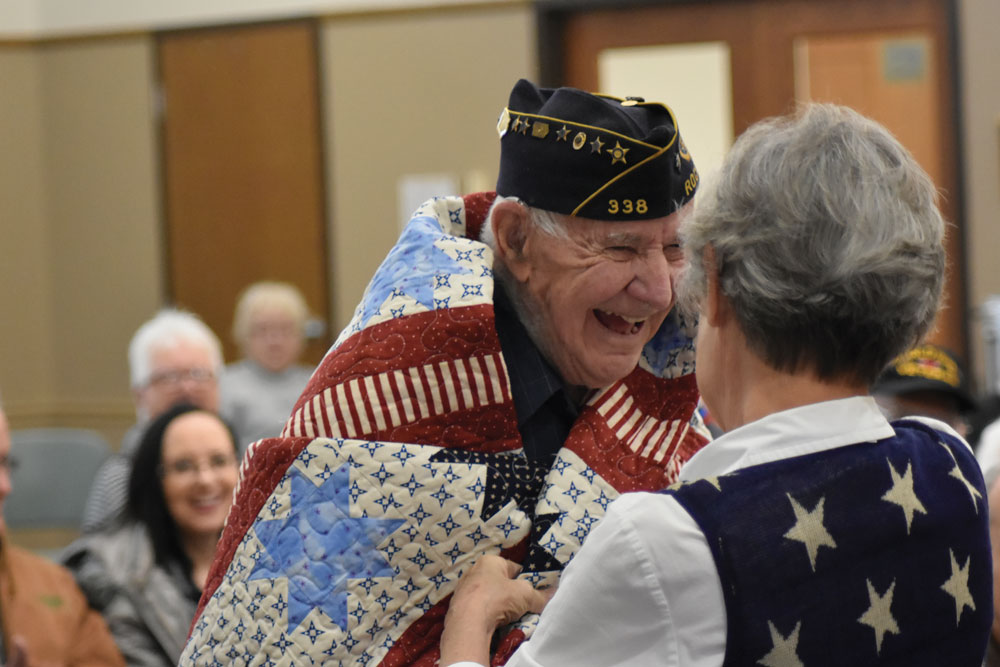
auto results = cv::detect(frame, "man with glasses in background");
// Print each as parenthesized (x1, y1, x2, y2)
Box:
(82, 308, 223, 532)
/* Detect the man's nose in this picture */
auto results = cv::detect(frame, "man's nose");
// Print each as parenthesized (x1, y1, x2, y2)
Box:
(627, 252, 676, 310)
(179, 374, 200, 389)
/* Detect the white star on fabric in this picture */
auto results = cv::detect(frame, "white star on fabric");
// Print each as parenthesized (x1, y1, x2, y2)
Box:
(939, 442, 983, 513)
(757, 620, 804, 667)
(783, 493, 837, 571)
(881, 459, 927, 534)
(857, 578, 900, 654)
(941, 548, 976, 625)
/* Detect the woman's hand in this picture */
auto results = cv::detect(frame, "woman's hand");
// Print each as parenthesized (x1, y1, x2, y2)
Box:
(440, 555, 550, 666)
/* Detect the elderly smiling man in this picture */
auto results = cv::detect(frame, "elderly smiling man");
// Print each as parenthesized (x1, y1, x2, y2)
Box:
(182, 79, 709, 665)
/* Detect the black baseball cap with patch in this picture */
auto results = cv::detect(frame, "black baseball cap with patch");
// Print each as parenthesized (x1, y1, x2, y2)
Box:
(495, 79, 698, 221)
(873, 344, 977, 414)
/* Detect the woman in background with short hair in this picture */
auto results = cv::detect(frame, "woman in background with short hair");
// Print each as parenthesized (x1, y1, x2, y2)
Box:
(220, 281, 315, 451)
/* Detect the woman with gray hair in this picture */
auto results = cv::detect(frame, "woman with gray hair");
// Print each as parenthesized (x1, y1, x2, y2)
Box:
(440, 104, 992, 666)
(219, 281, 315, 450)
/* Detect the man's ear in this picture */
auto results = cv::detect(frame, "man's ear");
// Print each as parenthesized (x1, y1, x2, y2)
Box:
(703, 245, 730, 327)
(491, 200, 532, 282)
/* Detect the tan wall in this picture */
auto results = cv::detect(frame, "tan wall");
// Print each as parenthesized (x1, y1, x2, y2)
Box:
(0, 37, 161, 443)
(959, 0, 1000, 392)
(320, 5, 537, 328)
(40, 37, 162, 410)
(0, 46, 54, 410)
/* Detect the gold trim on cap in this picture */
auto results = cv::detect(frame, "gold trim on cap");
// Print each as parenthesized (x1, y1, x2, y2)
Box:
(570, 105, 681, 217)
(507, 110, 664, 151)
(571, 142, 674, 217)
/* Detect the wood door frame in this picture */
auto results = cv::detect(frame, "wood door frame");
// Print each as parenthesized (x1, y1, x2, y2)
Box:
(153, 17, 335, 363)
(536, 0, 970, 361)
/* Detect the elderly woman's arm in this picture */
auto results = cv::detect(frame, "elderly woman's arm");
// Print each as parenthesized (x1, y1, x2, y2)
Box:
(440, 556, 549, 667)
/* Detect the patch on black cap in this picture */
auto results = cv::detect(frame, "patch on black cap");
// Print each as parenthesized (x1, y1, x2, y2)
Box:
(873, 344, 977, 413)
(496, 79, 698, 221)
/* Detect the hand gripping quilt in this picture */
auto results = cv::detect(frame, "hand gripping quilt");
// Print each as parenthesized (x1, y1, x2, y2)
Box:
(180, 193, 709, 666)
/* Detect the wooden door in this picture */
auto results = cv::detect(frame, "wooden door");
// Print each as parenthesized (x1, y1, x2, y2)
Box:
(552, 0, 966, 359)
(158, 20, 331, 364)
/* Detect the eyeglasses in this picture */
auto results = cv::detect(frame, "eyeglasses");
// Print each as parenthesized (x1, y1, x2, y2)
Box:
(249, 321, 299, 339)
(148, 367, 216, 387)
(159, 453, 237, 479)
(0, 454, 19, 473)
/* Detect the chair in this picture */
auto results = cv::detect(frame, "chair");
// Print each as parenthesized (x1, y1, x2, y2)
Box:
(5, 428, 112, 553)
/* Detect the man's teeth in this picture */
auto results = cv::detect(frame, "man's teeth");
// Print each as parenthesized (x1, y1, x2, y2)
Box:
(595, 309, 646, 334)
(598, 310, 645, 325)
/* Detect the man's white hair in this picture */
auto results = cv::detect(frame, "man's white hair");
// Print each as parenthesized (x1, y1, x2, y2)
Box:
(128, 309, 223, 388)
(478, 195, 569, 252)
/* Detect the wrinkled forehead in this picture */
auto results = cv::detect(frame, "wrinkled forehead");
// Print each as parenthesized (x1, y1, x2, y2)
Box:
(570, 210, 683, 245)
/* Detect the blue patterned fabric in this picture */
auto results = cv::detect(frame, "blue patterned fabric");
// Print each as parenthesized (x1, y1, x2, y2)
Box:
(667, 419, 992, 666)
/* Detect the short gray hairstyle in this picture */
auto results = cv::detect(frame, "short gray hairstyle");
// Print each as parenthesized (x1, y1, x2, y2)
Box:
(128, 309, 224, 388)
(232, 281, 309, 348)
(680, 103, 945, 386)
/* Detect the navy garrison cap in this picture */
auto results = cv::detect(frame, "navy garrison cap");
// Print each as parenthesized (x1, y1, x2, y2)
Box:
(496, 79, 698, 221)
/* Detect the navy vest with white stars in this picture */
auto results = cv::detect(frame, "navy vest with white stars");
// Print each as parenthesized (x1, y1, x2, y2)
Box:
(665, 419, 992, 666)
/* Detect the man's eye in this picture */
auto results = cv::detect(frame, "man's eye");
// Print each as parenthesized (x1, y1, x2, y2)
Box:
(609, 246, 636, 254)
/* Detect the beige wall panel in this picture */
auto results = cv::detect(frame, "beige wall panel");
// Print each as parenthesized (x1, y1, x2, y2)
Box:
(0, 46, 54, 415)
(38, 36, 161, 426)
(959, 0, 1000, 390)
(320, 5, 536, 330)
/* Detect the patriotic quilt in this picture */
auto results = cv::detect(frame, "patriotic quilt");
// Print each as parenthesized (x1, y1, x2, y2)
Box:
(180, 192, 709, 666)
